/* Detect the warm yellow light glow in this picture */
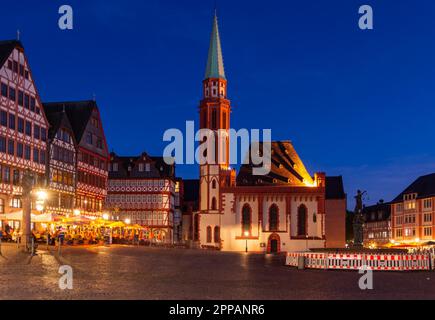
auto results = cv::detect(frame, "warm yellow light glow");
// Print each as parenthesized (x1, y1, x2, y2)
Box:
(36, 190, 48, 200)
(73, 209, 81, 216)
(303, 179, 317, 188)
(415, 238, 420, 243)
(244, 231, 249, 237)
(102, 213, 110, 220)
(35, 203, 44, 212)
(125, 218, 131, 225)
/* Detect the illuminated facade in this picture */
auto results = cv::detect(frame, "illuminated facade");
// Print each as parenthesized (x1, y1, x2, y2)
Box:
(391, 173, 435, 244)
(0, 40, 48, 228)
(362, 201, 391, 247)
(193, 14, 346, 253)
(105, 152, 180, 243)
(43, 101, 109, 219)
(43, 109, 77, 217)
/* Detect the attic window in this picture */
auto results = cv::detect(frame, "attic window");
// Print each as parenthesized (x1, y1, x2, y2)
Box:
(138, 163, 144, 172)
(91, 117, 99, 128)
(146, 163, 151, 172)
(112, 163, 118, 172)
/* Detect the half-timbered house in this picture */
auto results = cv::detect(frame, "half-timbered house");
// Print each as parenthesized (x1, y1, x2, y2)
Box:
(43, 101, 109, 219)
(42, 108, 77, 217)
(105, 152, 180, 243)
(0, 40, 48, 228)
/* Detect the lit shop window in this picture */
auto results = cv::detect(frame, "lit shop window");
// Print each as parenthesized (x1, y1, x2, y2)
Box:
(10, 197, 22, 208)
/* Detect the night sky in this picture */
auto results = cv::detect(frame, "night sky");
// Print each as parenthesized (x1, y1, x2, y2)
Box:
(1, 0, 435, 209)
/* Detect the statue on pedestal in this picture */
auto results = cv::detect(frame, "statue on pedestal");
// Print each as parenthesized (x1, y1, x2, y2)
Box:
(353, 190, 366, 248)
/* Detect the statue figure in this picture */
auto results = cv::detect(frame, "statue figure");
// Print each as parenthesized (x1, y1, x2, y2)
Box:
(353, 190, 366, 247)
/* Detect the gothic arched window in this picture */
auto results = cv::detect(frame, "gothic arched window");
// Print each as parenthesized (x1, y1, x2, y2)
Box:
(297, 205, 308, 236)
(211, 197, 217, 210)
(194, 215, 200, 241)
(269, 204, 279, 231)
(214, 226, 220, 243)
(206, 226, 212, 243)
(242, 204, 252, 236)
(212, 179, 217, 189)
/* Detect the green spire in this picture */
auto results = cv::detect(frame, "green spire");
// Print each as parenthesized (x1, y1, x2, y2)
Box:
(205, 12, 226, 80)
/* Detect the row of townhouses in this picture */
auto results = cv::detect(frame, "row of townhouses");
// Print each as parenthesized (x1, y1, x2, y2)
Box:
(0, 40, 109, 226)
(363, 173, 435, 247)
(0, 40, 182, 242)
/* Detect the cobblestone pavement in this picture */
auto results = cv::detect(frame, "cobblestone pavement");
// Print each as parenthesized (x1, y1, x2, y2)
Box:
(0, 244, 434, 300)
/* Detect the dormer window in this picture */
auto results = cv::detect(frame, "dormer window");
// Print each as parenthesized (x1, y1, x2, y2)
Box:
(138, 163, 144, 172)
(112, 163, 118, 172)
(145, 163, 151, 172)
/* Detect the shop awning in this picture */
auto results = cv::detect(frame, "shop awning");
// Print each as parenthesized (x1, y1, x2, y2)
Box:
(0, 211, 56, 222)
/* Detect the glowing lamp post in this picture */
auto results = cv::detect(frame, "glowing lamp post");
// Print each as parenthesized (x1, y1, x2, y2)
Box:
(244, 231, 249, 253)
(125, 218, 131, 225)
(21, 170, 48, 252)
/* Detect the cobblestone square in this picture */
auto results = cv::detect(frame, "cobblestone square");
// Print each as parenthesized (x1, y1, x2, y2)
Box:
(0, 245, 433, 300)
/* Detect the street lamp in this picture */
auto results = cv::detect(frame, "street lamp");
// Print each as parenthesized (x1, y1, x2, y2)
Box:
(102, 213, 110, 221)
(125, 218, 131, 225)
(73, 209, 81, 216)
(244, 231, 249, 253)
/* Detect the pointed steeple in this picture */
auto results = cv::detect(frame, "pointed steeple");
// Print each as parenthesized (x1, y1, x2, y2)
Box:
(205, 12, 226, 80)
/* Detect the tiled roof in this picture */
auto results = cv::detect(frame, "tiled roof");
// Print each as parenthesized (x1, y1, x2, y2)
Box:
(44, 110, 75, 141)
(43, 100, 96, 143)
(0, 40, 23, 68)
(236, 141, 314, 187)
(325, 176, 346, 200)
(392, 173, 435, 203)
(362, 202, 391, 222)
(109, 152, 175, 179)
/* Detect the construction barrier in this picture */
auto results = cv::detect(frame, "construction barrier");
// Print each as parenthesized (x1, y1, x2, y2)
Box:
(285, 252, 434, 272)
(327, 254, 364, 270)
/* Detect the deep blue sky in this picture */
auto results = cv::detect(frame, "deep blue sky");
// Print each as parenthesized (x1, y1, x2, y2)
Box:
(2, 0, 435, 209)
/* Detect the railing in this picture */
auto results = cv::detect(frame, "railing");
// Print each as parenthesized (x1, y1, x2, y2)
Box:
(286, 252, 433, 271)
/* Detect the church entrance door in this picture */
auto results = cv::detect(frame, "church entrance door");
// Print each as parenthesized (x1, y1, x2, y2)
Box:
(267, 234, 280, 254)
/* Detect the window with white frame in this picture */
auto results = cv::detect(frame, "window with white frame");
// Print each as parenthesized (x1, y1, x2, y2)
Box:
(423, 199, 432, 210)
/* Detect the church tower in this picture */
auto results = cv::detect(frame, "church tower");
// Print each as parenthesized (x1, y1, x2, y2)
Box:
(199, 12, 235, 217)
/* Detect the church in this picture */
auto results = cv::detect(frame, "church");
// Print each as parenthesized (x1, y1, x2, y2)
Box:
(186, 13, 346, 253)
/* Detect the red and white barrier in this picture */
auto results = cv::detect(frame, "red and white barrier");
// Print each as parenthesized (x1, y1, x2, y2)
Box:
(285, 252, 433, 271)
(327, 254, 364, 270)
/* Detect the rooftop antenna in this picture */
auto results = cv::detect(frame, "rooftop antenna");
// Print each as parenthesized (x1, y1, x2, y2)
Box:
(16, 29, 20, 41)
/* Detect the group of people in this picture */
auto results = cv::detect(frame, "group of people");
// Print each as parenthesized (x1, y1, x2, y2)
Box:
(1, 222, 164, 246)
(0, 224, 23, 243)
